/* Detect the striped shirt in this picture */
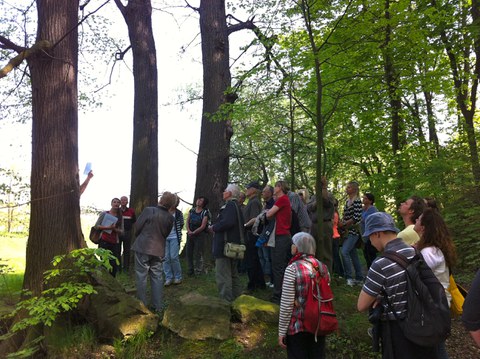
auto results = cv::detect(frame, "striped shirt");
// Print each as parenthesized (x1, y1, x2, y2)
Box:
(362, 238, 415, 320)
(343, 198, 362, 236)
(278, 255, 330, 336)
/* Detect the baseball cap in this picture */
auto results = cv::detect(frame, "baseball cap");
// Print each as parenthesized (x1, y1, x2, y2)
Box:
(363, 212, 399, 237)
(246, 181, 261, 190)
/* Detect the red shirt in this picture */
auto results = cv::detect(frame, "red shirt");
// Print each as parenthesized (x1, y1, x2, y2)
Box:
(274, 194, 291, 235)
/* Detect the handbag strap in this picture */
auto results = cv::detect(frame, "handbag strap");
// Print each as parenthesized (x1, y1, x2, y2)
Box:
(223, 200, 245, 245)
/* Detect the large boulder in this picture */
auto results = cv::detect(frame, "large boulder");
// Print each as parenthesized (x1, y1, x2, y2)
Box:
(162, 292, 231, 340)
(78, 268, 158, 340)
(231, 294, 279, 323)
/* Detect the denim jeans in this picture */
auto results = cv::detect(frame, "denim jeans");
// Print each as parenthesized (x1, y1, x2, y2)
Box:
(258, 245, 272, 280)
(341, 233, 363, 281)
(134, 252, 164, 311)
(163, 238, 182, 282)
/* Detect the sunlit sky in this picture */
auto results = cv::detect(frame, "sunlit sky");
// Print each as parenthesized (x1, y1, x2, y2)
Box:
(0, 1, 253, 212)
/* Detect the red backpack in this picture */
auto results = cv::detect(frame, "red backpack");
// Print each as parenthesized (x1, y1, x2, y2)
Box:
(301, 258, 338, 340)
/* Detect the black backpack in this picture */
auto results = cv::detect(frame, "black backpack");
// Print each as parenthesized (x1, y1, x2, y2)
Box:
(382, 250, 451, 347)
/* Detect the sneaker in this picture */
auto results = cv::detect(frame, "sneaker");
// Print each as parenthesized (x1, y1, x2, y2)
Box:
(346, 279, 355, 287)
(164, 280, 172, 287)
(354, 279, 364, 286)
(266, 282, 274, 288)
(173, 279, 182, 285)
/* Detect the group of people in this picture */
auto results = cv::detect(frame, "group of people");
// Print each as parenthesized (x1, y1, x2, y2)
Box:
(89, 178, 480, 359)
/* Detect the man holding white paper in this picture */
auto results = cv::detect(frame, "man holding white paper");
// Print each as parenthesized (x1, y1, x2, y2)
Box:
(132, 192, 176, 313)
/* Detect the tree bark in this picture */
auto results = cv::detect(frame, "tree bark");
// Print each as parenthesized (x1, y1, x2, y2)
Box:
(195, 0, 233, 218)
(382, 0, 405, 202)
(114, 0, 159, 214)
(24, 0, 83, 296)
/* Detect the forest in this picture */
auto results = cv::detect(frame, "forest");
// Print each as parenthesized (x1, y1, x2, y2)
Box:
(0, 0, 479, 357)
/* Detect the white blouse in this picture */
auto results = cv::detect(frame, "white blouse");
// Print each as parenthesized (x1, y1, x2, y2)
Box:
(420, 246, 451, 306)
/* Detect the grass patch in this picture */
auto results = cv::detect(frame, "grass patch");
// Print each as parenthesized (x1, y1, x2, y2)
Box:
(47, 324, 97, 359)
(0, 235, 27, 273)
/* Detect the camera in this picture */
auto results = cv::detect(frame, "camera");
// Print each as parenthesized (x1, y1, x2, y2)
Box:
(368, 305, 383, 324)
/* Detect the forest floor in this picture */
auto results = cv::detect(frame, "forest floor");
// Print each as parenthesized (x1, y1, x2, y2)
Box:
(85, 267, 480, 359)
(1, 238, 479, 358)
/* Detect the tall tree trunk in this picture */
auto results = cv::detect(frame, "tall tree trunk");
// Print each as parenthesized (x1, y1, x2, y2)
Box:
(196, 0, 233, 218)
(423, 90, 441, 156)
(383, 0, 405, 202)
(114, 0, 159, 214)
(24, 0, 83, 296)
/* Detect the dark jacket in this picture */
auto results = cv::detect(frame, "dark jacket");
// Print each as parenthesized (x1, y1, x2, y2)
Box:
(212, 199, 244, 259)
(132, 206, 174, 258)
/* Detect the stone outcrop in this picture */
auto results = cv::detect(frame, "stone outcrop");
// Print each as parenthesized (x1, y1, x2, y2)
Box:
(161, 292, 231, 340)
(161, 292, 279, 341)
(77, 268, 158, 340)
(231, 294, 279, 323)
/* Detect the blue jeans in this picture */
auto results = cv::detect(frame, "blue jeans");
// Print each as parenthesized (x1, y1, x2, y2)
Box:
(134, 252, 164, 311)
(163, 238, 182, 282)
(258, 245, 272, 280)
(341, 233, 363, 281)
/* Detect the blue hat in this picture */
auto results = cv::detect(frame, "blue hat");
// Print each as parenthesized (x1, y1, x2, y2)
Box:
(363, 212, 399, 238)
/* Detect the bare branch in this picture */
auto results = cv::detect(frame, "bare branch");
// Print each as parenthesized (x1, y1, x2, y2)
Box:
(184, 0, 199, 12)
(0, 35, 25, 53)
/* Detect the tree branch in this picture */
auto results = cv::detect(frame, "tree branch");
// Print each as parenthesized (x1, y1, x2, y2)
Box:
(0, 40, 50, 79)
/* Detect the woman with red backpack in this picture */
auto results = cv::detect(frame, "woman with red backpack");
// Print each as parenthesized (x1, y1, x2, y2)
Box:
(278, 232, 337, 358)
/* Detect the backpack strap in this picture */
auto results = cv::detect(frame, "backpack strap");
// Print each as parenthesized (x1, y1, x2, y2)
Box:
(383, 250, 410, 269)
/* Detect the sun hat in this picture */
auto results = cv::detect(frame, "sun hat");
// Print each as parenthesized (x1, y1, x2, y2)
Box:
(363, 212, 399, 238)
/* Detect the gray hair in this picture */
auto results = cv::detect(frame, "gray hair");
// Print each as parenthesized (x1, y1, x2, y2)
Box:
(292, 232, 316, 255)
(225, 184, 241, 199)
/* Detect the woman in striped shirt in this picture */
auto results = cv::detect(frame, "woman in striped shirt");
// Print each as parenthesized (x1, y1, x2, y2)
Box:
(278, 232, 329, 358)
(339, 181, 364, 286)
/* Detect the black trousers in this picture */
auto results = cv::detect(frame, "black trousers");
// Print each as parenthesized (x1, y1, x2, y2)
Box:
(286, 332, 326, 359)
(380, 320, 437, 359)
(271, 234, 292, 301)
(245, 232, 265, 290)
